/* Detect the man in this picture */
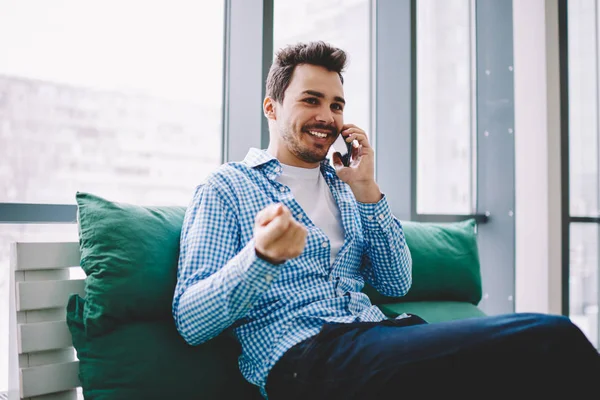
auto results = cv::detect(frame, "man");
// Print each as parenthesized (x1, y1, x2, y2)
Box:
(173, 41, 599, 399)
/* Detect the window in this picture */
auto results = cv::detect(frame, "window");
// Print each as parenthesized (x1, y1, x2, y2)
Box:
(568, 0, 598, 218)
(415, 0, 475, 215)
(567, 0, 599, 348)
(0, 0, 225, 206)
(0, 0, 225, 392)
(273, 0, 372, 142)
(569, 223, 598, 349)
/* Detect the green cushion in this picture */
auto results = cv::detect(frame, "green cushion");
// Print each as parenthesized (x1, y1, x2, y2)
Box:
(378, 301, 486, 324)
(77, 192, 482, 336)
(67, 294, 262, 400)
(363, 219, 482, 305)
(76, 192, 186, 337)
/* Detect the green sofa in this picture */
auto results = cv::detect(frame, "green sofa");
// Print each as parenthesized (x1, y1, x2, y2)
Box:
(66, 192, 485, 400)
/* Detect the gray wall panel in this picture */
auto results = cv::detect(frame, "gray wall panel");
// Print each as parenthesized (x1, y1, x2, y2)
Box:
(476, 0, 516, 315)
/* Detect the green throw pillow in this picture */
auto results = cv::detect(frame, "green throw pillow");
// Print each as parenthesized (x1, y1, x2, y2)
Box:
(364, 219, 482, 305)
(76, 192, 186, 337)
(67, 295, 262, 400)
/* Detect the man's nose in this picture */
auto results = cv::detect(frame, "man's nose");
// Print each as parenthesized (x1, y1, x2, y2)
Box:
(315, 106, 334, 124)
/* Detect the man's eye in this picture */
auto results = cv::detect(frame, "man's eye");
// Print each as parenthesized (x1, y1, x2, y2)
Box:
(332, 103, 343, 111)
(304, 98, 318, 104)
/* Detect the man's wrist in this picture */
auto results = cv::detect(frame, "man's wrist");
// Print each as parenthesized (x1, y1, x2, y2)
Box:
(255, 248, 286, 265)
(351, 181, 382, 203)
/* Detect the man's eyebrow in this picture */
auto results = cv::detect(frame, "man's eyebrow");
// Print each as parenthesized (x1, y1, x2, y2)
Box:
(301, 90, 346, 105)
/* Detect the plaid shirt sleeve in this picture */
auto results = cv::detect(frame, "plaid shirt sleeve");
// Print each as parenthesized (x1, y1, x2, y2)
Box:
(172, 183, 282, 346)
(357, 194, 412, 297)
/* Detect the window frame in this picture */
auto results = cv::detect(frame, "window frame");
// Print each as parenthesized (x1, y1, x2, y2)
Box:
(1, 0, 518, 318)
(559, 0, 600, 347)
(374, 0, 514, 315)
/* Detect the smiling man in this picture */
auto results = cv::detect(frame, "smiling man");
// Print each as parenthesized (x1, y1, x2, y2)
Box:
(172, 41, 599, 399)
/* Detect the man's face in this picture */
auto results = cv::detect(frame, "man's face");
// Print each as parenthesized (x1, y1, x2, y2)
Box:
(271, 64, 345, 166)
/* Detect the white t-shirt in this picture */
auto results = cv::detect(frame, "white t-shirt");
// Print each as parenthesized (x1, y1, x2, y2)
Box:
(276, 163, 345, 266)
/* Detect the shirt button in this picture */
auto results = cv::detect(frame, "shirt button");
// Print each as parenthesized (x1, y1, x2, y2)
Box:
(379, 214, 384, 220)
(296, 213, 303, 220)
(329, 275, 334, 282)
(321, 241, 328, 248)
(367, 215, 373, 221)
(336, 288, 344, 297)
(279, 187, 286, 193)
(265, 274, 273, 284)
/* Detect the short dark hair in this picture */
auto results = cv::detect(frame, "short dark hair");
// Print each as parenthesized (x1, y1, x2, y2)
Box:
(266, 41, 347, 103)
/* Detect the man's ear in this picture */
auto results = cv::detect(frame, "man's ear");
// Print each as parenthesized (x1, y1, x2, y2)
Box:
(263, 97, 277, 121)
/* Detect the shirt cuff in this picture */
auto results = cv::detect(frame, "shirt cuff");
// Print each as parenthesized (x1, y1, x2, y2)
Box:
(234, 239, 283, 293)
(357, 194, 394, 232)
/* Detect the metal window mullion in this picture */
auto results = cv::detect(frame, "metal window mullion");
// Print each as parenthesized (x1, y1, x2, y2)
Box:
(373, 0, 413, 221)
(369, 0, 377, 177)
(0, 203, 77, 224)
(594, 0, 600, 348)
(570, 216, 600, 224)
(469, 0, 478, 215)
(558, 0, 571, 317)
(412, 213, 488, 224)
(475, 0, 516, 315)
(409, 0, 418, 221)
(221, 0, 273, 163)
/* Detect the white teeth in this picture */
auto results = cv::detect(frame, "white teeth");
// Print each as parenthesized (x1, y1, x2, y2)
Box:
(308, 130, 327, 138)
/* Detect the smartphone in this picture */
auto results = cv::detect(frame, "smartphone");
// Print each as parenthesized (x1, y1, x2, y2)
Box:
(332, 134, 354, 167)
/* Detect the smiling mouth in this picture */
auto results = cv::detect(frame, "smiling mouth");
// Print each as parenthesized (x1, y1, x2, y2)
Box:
(306, 130, 333, 139)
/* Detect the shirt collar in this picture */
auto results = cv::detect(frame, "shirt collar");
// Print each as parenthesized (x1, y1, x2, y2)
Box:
(243, 148, 338, 179)
(242, 148, 278, 168)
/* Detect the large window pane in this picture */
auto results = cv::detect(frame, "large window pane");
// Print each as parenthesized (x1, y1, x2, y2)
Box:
(568, 0, 599, 217)
(567, 0, 600, 350)
(0, 0, 225, 206)
(416, 0, 474, 215)
(273, 0, 371, 141)
(570, 223, 598, 349)
(0, 224, 79, 392)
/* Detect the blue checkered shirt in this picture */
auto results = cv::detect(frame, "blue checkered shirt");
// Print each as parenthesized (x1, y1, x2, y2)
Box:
(172, 148, 412, 398)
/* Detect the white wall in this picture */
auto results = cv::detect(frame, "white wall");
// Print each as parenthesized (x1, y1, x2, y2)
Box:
(513, 0, 563, 315)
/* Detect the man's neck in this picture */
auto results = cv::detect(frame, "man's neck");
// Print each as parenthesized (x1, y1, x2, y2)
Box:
(266, 144, 321, 169)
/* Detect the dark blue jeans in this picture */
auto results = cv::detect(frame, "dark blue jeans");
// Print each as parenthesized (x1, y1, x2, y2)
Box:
(265, 313, 600, 399)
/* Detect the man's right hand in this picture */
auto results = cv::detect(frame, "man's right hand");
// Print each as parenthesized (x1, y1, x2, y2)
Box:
(254, 203, 307, 265)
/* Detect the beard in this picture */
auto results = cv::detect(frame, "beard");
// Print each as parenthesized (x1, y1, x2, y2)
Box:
(281, 122, 337, 164)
